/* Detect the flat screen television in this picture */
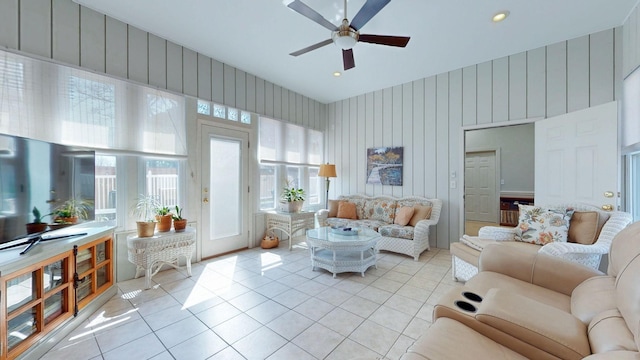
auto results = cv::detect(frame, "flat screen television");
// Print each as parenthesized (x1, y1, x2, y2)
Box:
(0, 133, 95, 244)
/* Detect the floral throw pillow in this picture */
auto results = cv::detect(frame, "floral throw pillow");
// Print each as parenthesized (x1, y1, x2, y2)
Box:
(515, 204, 575, 245)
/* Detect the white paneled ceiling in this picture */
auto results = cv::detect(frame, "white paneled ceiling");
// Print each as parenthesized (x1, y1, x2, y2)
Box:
(74, 0, 637, 103)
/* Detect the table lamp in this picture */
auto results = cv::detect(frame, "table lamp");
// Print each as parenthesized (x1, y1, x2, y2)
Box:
(318, 163, 337, 209)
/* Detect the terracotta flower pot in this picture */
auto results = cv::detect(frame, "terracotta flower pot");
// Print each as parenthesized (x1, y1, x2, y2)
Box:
(55, 216, 78, 224)
(26, 222, 48, 234)
(173, 219, 187, 232)
(156, 214, 172, 232)
(136, 221, 156, 238)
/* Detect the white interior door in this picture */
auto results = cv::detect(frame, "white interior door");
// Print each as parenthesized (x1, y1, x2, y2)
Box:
(465, 151, 499, 222)
(201, 125, 250, 258)
(535, 101, 618, 209)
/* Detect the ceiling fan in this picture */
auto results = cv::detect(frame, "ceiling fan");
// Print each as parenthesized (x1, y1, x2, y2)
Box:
(288, 0, 410, 70)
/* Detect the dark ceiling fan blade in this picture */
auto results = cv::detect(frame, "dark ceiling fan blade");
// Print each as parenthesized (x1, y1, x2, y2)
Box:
(288, 0, 338, 31)
(343, 49, 355, 70)
(350, 0, 391, 31)
(359, 34, 410, 47)
(290, 39, 333, 56)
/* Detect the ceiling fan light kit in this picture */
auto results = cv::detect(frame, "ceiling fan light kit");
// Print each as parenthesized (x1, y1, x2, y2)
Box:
(288, 0, 410, 71)
(332, 20, 359, 49)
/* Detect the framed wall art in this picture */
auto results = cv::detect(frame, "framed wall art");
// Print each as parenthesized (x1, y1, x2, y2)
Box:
(366, 147, 403, 186)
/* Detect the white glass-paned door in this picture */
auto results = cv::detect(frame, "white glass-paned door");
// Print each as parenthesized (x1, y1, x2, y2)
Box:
(201, 125, 249, 258)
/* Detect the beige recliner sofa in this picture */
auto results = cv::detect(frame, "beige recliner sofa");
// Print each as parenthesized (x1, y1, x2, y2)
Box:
(400, 221, 640, 359)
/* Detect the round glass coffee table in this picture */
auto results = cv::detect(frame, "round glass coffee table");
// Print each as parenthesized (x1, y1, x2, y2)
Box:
(306, 227, 381, 278)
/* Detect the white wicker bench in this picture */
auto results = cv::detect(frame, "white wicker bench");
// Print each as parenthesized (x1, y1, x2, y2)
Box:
(127, 228, 196, 289)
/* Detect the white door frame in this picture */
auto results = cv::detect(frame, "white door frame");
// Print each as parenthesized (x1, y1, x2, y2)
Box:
(464, 147, 501, 225)
(458, 118, 541, 237)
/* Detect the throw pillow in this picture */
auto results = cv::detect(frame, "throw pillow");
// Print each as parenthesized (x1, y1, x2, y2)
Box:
(595, 211, 611, 240)
(409, 205, 433, 227)
(337, 201, 357, 220)
(328, 200, 339, 218)
(515, 204, 574, 245)
(568, 211, 600, 245)
(394, 206, 415, 226)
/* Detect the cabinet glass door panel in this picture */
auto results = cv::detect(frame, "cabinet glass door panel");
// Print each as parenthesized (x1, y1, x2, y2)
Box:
(44, 290, 66, 325)
(7, 307, 37, 351)
(96, 241, 107, 264)
(76, 248, 93, 274)
(7, 272, 36, 313)
(43, 259, 65, 293)
(76, 276, 93, 302)
(96, 265, 108, 288)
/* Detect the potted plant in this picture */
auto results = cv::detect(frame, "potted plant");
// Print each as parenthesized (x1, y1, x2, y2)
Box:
(172, 205, 187, 232)
(53, 198, 92, 224)
(155, 206, 173, 232)
(26, 206, 50, 234)
(279, 183, 305, 213)
(131, 194, 160, 237)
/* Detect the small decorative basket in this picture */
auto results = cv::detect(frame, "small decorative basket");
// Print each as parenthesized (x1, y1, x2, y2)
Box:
(261, 231, 280, 249)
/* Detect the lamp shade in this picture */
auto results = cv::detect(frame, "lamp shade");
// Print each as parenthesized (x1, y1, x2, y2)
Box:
(319, 164, 337, 178)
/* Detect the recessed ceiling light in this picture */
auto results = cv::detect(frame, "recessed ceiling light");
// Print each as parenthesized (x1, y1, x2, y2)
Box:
(492, 11, 510, 23)
(333, 71, 341, 77)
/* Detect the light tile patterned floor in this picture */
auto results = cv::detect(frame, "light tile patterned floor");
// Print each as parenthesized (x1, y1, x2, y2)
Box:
(41, 242, 454, 360)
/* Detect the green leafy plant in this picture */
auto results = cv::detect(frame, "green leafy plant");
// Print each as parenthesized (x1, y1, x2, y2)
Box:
(131, 194, 160, 222)
(156, 206, 171, 216)
(54, 198, 92, 222)
(31, 206, 51, 224)
(281, 183, 305, 202)
(172, 205, 183, 221)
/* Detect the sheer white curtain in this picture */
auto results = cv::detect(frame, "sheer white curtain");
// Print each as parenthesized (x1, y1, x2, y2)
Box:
(0, 50, 186, 156)
(259, 117, 322, 165)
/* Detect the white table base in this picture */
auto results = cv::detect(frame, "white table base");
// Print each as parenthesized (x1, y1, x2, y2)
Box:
(127, 228, 196, 289)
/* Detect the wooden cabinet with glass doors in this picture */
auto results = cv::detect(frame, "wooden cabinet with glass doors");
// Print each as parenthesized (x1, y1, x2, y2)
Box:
(0, 253, 74, 359)
(0, 235, 113, 360)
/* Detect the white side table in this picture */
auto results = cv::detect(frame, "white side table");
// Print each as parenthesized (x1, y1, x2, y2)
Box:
(127, 228, 196, 289)
(265, 211, 316, 250)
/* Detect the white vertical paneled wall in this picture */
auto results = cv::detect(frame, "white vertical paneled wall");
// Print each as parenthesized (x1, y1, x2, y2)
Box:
(624, 4, 640, 77)
(327, 29, 621, 249)
(0, 0, 325, 130)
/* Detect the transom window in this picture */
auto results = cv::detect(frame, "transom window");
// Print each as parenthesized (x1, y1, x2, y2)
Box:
(197, 99, 255, 125)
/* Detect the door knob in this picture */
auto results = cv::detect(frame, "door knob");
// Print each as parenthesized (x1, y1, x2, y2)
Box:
(604, 191, 614, 198)
(203, 197, 209, 204)
(601, 204, 613, 211)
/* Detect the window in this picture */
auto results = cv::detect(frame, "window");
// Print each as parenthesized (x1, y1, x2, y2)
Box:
(95, 155, 117, 221)
(197, 99, 256, 125)
(258, 117, 323, 210)
(0, 56, 25, 136)
(65, 76, 116, 148)
(197, 100, 211, 115)
(143, 158, 182, 208)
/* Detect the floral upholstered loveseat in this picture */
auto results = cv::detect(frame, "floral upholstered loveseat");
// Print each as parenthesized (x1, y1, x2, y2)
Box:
(315, 195, 442, 260)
